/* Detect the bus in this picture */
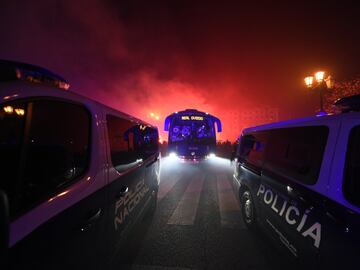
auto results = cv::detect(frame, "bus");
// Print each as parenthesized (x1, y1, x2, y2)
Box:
(164, 109, 222, 160)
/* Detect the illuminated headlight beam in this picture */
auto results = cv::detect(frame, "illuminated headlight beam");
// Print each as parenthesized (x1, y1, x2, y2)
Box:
(208, 153, 216, 159)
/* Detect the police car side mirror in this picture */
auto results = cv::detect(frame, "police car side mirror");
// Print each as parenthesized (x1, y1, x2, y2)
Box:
(0, 190, 9, 266)
(230, 151, 236, 161)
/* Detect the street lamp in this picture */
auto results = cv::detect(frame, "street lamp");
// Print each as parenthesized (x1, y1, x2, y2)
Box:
(149, 112, 161, 121)
(304, 71, 334, 115)
(304, 76, 314, 88)
(315, 71, 325, 83)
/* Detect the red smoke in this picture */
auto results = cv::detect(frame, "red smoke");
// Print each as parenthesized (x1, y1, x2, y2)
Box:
(1, 1, 359, 141)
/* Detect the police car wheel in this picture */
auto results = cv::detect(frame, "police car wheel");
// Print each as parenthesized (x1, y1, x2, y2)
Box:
(241, 190, 257, 229)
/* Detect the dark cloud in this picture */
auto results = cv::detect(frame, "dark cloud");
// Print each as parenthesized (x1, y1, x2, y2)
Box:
(1, 0, 360, 140)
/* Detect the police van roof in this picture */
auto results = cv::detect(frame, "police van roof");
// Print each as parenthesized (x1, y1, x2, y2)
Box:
(0, 80, 155, 128)
(0, 77, 155, 129)
(242, 94, 360, 136)
(0, 59, 70, 90)
(242, 113, 350, 135)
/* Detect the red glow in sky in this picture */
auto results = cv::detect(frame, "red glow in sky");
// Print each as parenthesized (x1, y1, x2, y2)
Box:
(1, 1, 360, 141)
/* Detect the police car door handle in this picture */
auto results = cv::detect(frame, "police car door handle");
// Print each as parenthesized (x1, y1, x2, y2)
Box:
(146, 156, 159, 167)
(80, 208, 102, 232)
(117, 186, 129, 198)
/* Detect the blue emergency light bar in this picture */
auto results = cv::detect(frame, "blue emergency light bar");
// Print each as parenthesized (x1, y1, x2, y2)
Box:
(0, 59, 70, 90)
(164, 109, 222, 132)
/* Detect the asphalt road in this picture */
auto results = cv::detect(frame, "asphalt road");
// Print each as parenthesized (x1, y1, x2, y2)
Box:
(113, 156, 296, 270)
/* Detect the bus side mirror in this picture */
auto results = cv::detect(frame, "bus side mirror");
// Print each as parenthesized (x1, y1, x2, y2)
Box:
(0, 190, 9, 266)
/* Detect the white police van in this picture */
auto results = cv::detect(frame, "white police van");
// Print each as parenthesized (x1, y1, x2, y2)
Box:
(0, 60, 160, 269)
(233, 99, 360, 269)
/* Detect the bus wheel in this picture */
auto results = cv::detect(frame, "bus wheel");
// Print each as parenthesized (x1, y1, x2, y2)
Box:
(241, 190, 257, 229)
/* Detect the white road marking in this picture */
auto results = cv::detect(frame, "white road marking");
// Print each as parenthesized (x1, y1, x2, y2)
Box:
(158, 173, 182, 201)
(167, 174, 204, 225)
(216, 173, 244, 228)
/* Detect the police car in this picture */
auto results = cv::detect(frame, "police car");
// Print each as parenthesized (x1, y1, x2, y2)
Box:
(232, 100, 360, 269)
(0, 60, 160, 269)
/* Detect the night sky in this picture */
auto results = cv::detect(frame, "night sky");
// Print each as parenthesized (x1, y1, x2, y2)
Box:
(1, 0, 360, 141)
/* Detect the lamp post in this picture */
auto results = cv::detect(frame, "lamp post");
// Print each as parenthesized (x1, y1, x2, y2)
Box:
(304, 71, 334, 115)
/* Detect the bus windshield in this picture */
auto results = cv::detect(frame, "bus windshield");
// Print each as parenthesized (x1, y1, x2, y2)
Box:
(170, 117, 215, 143)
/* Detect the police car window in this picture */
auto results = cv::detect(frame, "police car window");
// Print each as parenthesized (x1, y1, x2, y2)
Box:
(0, 102, 26, 217)
(343, 125, 360, 207)
(238, 132, 267, 171)
(264, 126, 328, 185)
(0, 100, 90, 217)
(107, 115, 143, 172)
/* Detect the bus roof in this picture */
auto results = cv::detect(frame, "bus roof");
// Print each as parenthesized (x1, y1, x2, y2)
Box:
(164, 109, 222, 132)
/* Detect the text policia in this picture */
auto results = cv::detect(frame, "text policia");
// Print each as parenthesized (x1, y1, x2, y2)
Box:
(257, 184, 321, 249)
(114, 179, 149, 230)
